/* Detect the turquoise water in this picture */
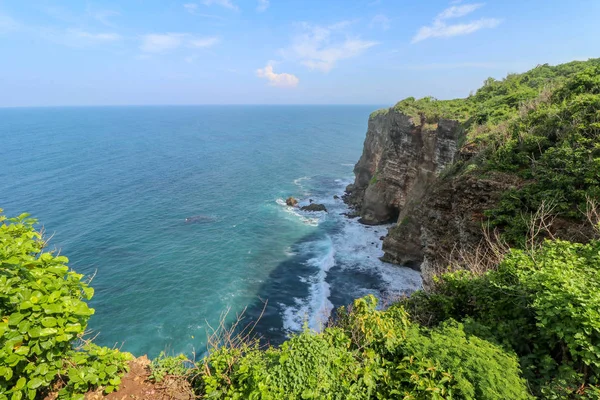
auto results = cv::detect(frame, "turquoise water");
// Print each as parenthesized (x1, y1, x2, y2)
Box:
(0, 106, 420, 357)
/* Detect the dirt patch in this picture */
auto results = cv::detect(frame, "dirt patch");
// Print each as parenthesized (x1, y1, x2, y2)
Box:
(87, 356, 195, 400)
(44, 356, 195, 400)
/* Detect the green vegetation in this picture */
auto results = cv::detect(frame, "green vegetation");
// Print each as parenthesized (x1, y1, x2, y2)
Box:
(403, 239, 600, 398)
(149, 352, 188, 383)
(0, 210, 131, 399)
(198, 295, 529, 399)
(369, 170, 379, 185)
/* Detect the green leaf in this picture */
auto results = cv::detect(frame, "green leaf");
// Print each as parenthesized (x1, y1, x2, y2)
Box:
(41, 317, 57, 328)
(27, 377, 44, 389)
(15, 376, 26, 390)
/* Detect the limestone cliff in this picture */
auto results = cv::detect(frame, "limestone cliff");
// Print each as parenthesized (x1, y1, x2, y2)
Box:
(344, 108, 524, 279)
(346, 104, 593, 281)
(344, 109, 463, 225)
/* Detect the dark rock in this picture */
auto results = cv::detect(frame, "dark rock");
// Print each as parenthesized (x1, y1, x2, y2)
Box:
(285, 197, 298, 207)
(379, 236, 385, 240)
(333, 195, 340, 200)
(300, 203, 327, 212)
(309, 199, 313, 203)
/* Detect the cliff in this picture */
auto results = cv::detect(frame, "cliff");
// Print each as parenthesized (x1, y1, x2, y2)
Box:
(346, 59, 600, 279)
(344, 109, 462, 225)
(344, 107, 502, 276)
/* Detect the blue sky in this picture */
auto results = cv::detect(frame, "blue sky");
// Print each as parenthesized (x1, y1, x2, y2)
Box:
(0, 0, 598, 106)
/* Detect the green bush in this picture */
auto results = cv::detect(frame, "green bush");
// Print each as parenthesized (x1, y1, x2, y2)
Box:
(149, 352, 189, 383)
(404, 239, 600, 397)
(199, 295, 528, 399)
(0, 210, 131, 400)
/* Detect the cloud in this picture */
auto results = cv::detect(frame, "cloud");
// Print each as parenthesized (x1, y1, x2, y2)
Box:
(370, 14, 390, 30)
(257, 0, 269, 12)
(140, 33, 219, 53)
(68, 29, 121, 42)
(256, 63, 299, 88)
(202, 0, 239, 11)
(184, 3, 198, 13)
(189, 36, 220, 48)
(89, 9, 121, 27)
(412, 2, 501, 43)
(437, 3, 484, 19)
(140, 33, 186, 53)
(0, 13, 20, 32)
(183, 3, 225, 19)
(283, 22, 378, 72)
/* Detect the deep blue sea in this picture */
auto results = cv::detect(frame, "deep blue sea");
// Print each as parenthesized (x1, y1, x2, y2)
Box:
(0, 106, 421, 358)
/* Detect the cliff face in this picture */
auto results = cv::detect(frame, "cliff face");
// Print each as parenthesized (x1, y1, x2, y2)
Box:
(345, 110, 462, 225)
(381, 172, 521, 277)
(347, 106, 593, 282)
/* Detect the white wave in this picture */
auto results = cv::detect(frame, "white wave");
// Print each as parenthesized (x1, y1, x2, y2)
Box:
(280, 174, 421, 337)
(281, 299, 309, 332)
(293, 176, 312, 196)
(331, 213, 422, 299)
(275, 198, 321, 227)
(340, 163, 355, 167)
(281, 236, 335, 333)
(284, 246, 297, 257)
(293, 176, 311, 185)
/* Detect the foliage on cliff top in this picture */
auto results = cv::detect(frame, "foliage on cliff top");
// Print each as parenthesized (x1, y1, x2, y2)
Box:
(197, 295, 529, 399)
(0, 209, 132, 399)
(403, 238, 600, 398)
(373, 58, 600, 244)
(475, 59, 600, 244)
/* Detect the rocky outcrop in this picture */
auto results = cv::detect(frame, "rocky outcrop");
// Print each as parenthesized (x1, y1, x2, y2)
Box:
(286, 197, 298, 207)
(301, 203, 327, 212)
(345, 109, 463, 225)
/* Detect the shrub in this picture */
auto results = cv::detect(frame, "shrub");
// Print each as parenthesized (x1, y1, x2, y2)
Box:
(0, 210, 131, 400)
(404, 239, 600, 397)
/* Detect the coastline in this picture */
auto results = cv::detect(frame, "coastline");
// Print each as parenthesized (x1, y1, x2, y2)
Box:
(247, 173, 422, 345)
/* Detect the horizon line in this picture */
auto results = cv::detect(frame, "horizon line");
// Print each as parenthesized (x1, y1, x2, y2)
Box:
(0, 103, 392, 110)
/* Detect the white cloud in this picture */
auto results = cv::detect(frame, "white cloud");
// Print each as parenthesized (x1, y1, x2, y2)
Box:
(256, 63, 299, 88)
(257, 0, 269, 12)
(436, 3, 483, 20)
(140, 33, 186, 53)
(0, 13, 20, 32)
(183, 3, 225, 19)
(202, 0, 239, 11)
(283, 22, 378, 72)
(140, 33, 219, 53)
(189, 36, 220, 48)
(412, 18, 500, 43)
(412, 2, 501, 43)
(89, 9, 120, 27)
(69, 29, 121, 42)
(184, 3, 198, 13)
(370, 14, 390, 30)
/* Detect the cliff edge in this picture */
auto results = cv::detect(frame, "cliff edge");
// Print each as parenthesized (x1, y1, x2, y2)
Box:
(346, 60, 600, 278)
(344, 109, 462, 225)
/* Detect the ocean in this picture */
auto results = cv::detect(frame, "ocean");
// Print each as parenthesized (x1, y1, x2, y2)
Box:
(0, 106, 421, 358)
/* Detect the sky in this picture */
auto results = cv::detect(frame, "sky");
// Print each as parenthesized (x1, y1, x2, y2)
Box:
(0, 0, 599, 107)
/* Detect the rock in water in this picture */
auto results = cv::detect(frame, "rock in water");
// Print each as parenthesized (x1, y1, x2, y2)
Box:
(333, 195, 340, 200)
(300, 203, 327, 212)
(285, 197, 298, 207)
